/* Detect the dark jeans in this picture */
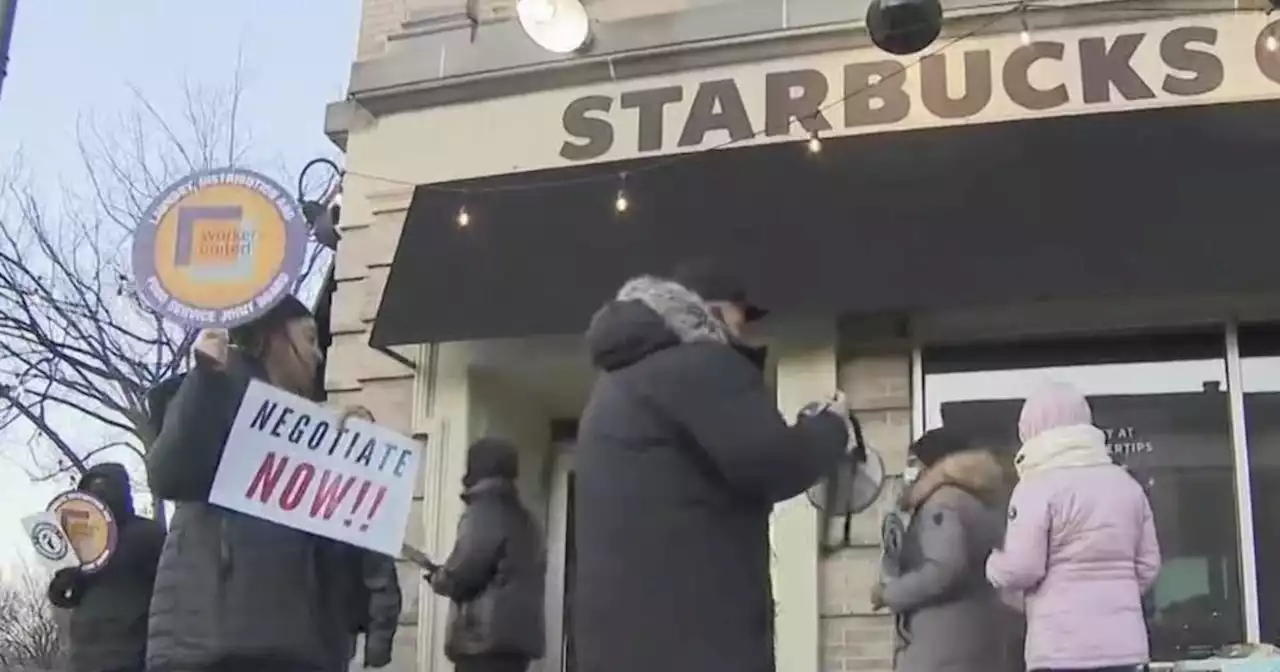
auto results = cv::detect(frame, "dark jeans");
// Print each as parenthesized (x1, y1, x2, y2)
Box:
(453, 654, 531, 672)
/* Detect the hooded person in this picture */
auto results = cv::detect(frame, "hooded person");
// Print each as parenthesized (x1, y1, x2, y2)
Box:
(870, 428, 1018, 672)
(986, 382, 1162, 672)
(573, 272, 853, 672)
(143, 294, 360, 672)
(336, 407, 402, 671)
(428, 438, 546, 672)
(46, 462, 164, 672)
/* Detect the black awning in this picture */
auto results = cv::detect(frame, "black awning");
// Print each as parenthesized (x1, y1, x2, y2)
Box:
(371, 99, 1280, 347)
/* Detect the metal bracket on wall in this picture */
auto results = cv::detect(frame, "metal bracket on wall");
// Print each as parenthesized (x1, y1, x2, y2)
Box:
(372, 344, 418, 372)
(465, 0, 479, 42)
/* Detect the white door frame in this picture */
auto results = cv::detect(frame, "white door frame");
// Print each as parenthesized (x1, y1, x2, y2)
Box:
(543, 442, 575, 672)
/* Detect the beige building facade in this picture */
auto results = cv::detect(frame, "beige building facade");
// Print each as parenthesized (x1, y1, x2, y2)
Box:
(326, 2, 1280, 671)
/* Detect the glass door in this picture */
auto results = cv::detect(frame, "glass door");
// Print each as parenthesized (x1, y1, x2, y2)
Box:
(923, 333, 1244, 661)
(544, 445, 576, 672)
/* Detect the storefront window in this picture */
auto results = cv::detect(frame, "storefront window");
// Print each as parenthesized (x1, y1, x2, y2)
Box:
(923, 333, 1244, 660)
(1238, 325, 1280, 646)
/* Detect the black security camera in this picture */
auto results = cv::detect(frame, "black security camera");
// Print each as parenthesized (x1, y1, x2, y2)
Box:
(866, 0, 944, 56)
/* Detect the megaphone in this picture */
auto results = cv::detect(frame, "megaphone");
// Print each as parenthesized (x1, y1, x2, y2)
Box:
(806, 410, 887, 554)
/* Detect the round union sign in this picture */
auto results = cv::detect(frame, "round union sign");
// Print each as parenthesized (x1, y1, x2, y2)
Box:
(47, 490, 118, 574)
(131, 167, 308, 329)
(29, 520, 71, 564)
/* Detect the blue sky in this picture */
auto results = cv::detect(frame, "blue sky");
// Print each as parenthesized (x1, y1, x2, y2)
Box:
(0, 0, 361, 570)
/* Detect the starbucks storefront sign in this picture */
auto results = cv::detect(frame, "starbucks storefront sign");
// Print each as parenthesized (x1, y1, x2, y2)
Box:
(559, 13, 1280, 162)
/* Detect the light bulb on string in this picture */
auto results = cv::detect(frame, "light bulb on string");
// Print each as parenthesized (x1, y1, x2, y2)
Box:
(807, 131, 823, 154)
(1018, 1, 1032, 46)
(615, 173, 629, 214)
(1267, 33, 1279, 52)
(456, 205, 471, 228)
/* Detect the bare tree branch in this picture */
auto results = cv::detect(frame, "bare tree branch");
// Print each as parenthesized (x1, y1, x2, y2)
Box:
(0, 568, 65, 671)
(0, 65, 327, 517)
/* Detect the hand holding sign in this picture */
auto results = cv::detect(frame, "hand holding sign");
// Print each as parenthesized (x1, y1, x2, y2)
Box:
(193, 329, 230, 369)
(208, 381, 423, 555)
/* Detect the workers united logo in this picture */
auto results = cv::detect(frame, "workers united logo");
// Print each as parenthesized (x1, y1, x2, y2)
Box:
(47, 491, 118, 574)
(29, 521, 71, 563)
(132, 168, 307, 329)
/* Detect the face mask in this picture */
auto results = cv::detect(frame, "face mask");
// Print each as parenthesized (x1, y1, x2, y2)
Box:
(902, 466, 921, 484)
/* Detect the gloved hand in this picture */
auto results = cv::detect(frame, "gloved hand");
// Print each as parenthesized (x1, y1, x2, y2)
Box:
(870, 581, 887, 611)
(47, 567, 87, 609)
(798, 391, 860, 456)
(192, 329, 230, 370)
(364, 636, 393, 668)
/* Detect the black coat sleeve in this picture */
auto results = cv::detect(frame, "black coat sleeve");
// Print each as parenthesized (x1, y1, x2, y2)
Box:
(362, 553, 402, 666)
(658, 343, 849, 503)
(145, 355, 243, 502)
(430, 501, 505, 602)
(46, 517, 165, 609)
(109, 517, 166, 577)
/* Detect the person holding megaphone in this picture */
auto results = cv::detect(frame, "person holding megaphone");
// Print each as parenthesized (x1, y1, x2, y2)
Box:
(144, 295, 362, 672)
(572, 263, 854, 672)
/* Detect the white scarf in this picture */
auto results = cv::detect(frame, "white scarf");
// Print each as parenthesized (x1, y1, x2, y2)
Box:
(1014, 424, 1113, 478)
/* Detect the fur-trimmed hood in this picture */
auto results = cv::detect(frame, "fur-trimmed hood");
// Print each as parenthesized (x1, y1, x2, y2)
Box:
(901, 449, 1005, 512)
(587, 275, 732, 371)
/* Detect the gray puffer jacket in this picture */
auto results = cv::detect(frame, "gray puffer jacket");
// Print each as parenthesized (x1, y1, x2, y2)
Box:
(144, 353, 360, 672)
(882, 450, 1022, 672)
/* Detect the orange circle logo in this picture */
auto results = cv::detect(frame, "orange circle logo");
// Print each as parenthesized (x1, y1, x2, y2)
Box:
(132, 168, 307, 328)
(47, 491, 118, 573)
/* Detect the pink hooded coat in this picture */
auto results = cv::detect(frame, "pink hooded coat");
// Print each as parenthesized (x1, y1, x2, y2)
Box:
(986, 383, 1162, 670)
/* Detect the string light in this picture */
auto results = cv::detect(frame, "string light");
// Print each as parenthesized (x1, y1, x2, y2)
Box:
(807, 131, 823, 154)
(330, 2, 1274, 226)
(1018, 1, 1033, 45)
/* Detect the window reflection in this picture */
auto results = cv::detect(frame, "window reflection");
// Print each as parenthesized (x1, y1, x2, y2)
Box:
(924, 333, 1243, 660)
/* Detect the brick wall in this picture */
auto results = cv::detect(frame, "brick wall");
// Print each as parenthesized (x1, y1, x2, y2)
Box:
(825, 320, 913, 672)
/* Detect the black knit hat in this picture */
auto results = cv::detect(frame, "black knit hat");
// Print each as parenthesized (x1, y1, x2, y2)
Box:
(671, 258, 768, 322)
(909, 427, 972, 467)
(463, 438, 519, 488)
(229, 294, 312, 352)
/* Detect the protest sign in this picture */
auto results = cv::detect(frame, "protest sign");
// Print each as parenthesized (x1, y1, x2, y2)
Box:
(209, 380, 422, 555)
(47, 490, 118, 573)
(131, 167, 308, 329)
(20, 511, 81, 573)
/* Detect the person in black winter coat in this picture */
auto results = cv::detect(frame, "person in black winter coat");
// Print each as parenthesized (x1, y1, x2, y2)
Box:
(429, 438, 546, 672)
(47, 462, 164, 672)
(338, 407, 403, 670)
(344, 549, 403, 669)
(573, 273, 852, 672)
(144, 295, 361, 672)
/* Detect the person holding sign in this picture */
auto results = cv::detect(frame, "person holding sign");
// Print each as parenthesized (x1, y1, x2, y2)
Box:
(144, 295, 359, 672)
(428, 438, 546, 672)
(46, 462, 164, 672)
